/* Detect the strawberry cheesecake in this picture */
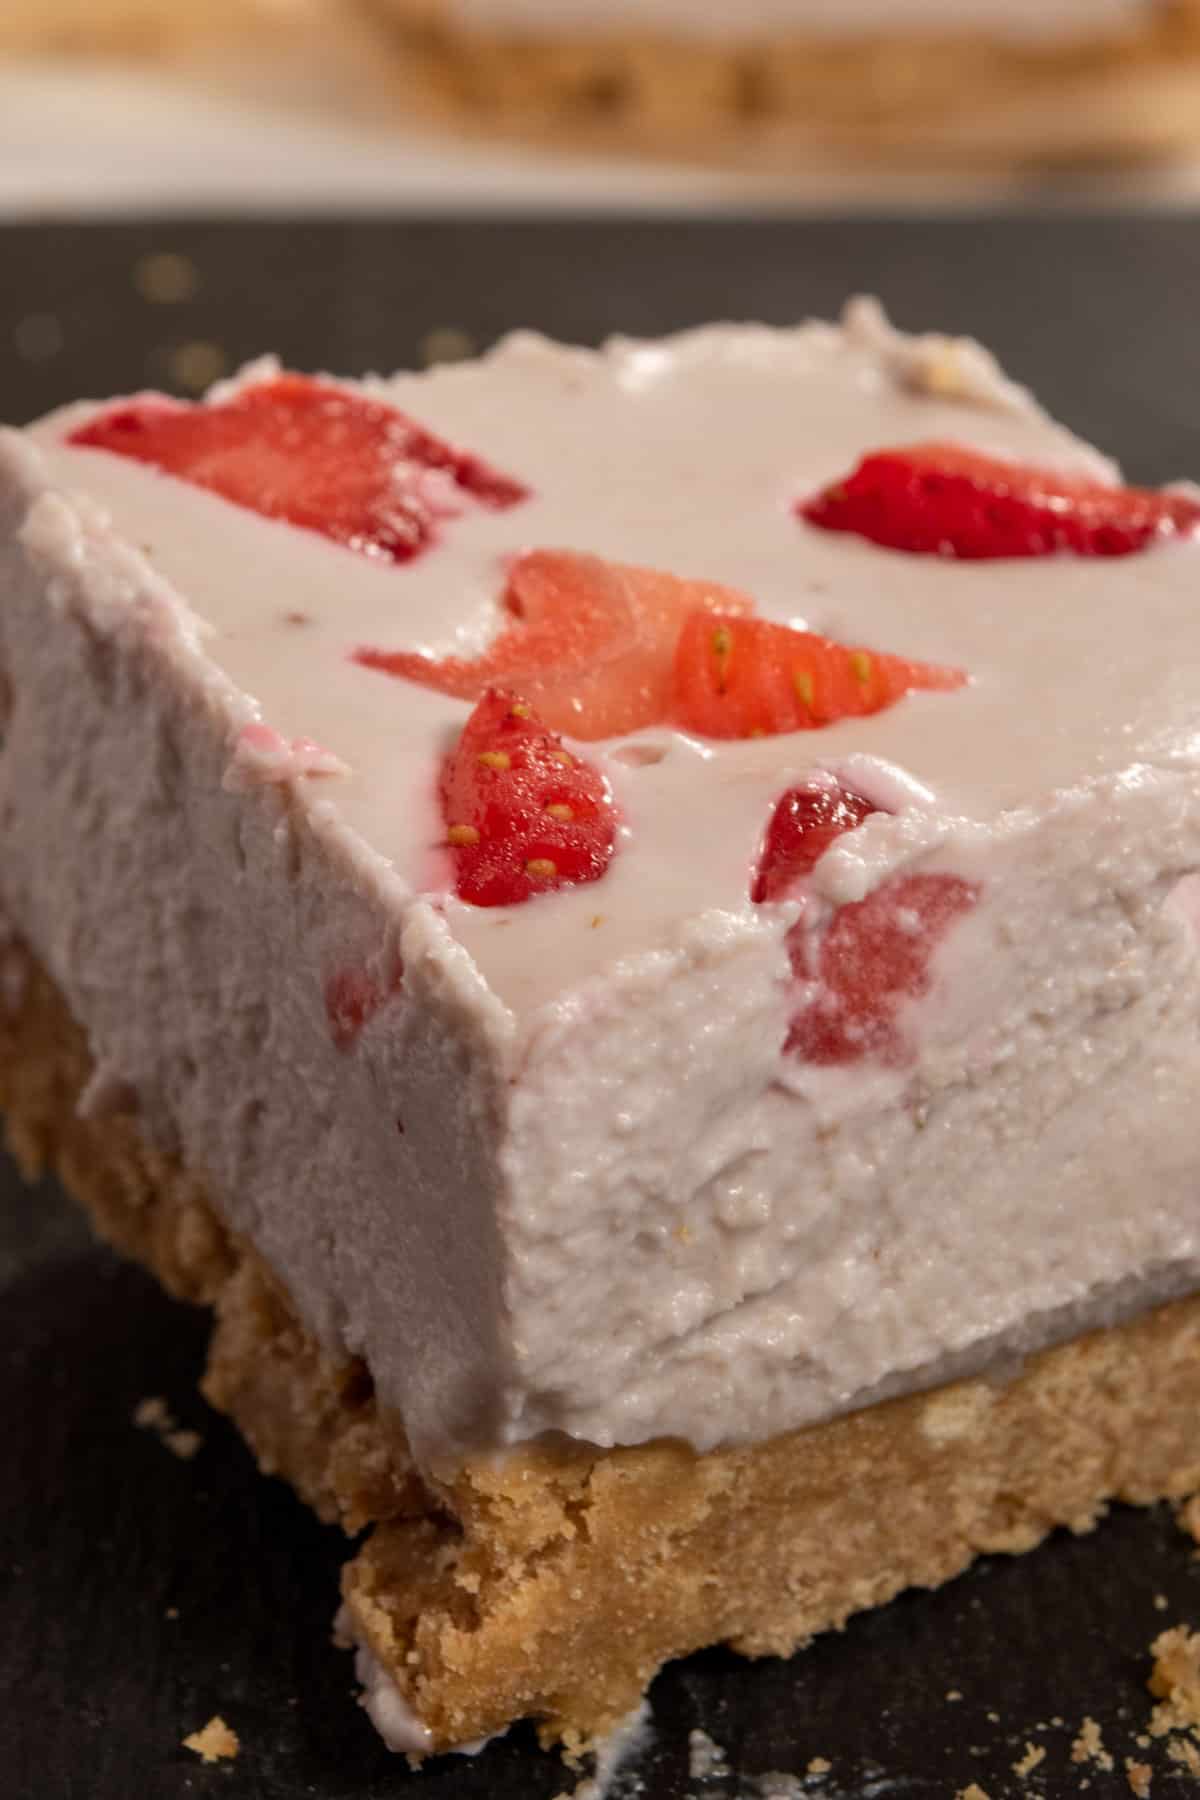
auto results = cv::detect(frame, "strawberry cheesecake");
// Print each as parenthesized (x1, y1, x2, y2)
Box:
(6, 299, 1200, 1759)
(360, 0, 1200, 163)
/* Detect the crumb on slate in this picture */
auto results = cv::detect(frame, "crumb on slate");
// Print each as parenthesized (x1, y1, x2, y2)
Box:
(133, 1395, 203, 1461)
(1168, 1737, 1200, 1775)
(1126, 1758, 1153, 1796)
(1148, 1625, 1200, 1737)
(807, 1757, 831, 1775)
(956, 1785, 991, 1800)
(1072, 1715, 1115, 1772)
(688, 1729, 730, 1780)
(1177, 1494, 1200, 1547)
(1012, 1741, 1045, 1777)
(183, 1716, 239, 1764)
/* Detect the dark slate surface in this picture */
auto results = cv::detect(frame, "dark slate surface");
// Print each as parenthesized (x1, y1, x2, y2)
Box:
(4, 215, 1200, 1800)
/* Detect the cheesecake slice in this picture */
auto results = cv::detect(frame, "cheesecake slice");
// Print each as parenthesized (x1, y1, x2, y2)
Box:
(359, 0, 1200, 164)
(5, 301, 1200, 1759)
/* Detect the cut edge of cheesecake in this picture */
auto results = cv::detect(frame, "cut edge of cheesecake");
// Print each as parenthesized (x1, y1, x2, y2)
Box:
(355, 0, 1200, 165)
(7, 929, 1200, 1760)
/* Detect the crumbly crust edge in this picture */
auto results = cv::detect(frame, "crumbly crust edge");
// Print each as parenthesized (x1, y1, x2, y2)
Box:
(6, 932, 1200, 1755)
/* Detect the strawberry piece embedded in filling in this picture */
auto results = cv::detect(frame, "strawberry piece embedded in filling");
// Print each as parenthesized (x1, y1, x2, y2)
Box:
(754, 781, 977, 1065)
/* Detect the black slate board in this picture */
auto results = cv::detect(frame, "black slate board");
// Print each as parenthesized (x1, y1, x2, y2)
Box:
(5, 214, 1200, 1800)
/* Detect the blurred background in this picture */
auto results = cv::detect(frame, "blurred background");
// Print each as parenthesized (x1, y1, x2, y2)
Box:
(7, 3, 1200, 434)
(5, 0, 1200, 220)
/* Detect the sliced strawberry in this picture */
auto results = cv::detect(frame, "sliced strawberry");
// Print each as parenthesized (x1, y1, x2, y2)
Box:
(753, 780, 977, 1065)
(68, 374, 528, 565)
(801, 441, 1200, 559)
(357, 550, 752, 740)
(752, 782, 878, 903)
(440, 689, 617, 906)
(673, 612, 964, 741)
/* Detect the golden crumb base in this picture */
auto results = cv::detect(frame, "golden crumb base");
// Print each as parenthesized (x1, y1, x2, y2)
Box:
(356, 0, 1200, 164)
(7, 933, 1200, 1755)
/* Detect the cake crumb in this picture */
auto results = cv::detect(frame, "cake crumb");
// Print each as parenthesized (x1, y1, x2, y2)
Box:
(1148, 1625, 1200, 1736)
(1154, 1594, 1169, 1612)
(1167, 1737, 1200, 1775)
(182, 1716, 239, 1763)
(688, 1729, 729, 1780)
(946, 1689, 963, 1702)
(165, 1429, 202, 1460)
(553, 1699, 652, 1800)
(134, 1396, 203, 1461)
(1071, 1716, 1114, 1772)
(1125, 1759, 1153, 1797)
(806, 1757, 831, 1774)
(1012, 1742, 1045, 1777)
(1177, 1494, 1200, 1545)
(956, 1785, 991, 1800)
(165, 1606, 179, 1620)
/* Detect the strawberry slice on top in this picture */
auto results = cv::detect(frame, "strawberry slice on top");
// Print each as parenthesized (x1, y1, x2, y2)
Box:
(673, 612, 965, 741)
(754, 781, 977, 1066)
(357, 550, 752, 741)
(68, 373, 528, 566)
(801, 441, 1200, 559)
(441, 689, 617, 907)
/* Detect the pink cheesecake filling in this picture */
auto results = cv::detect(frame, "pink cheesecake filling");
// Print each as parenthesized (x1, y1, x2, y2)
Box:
(3, 304, 1200, 1473)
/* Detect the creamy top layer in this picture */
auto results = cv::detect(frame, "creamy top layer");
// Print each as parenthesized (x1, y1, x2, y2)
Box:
(11, 305, 1200, 1468)
(436, 0, 1151, 44)
(32, 302, 1200, 1024)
